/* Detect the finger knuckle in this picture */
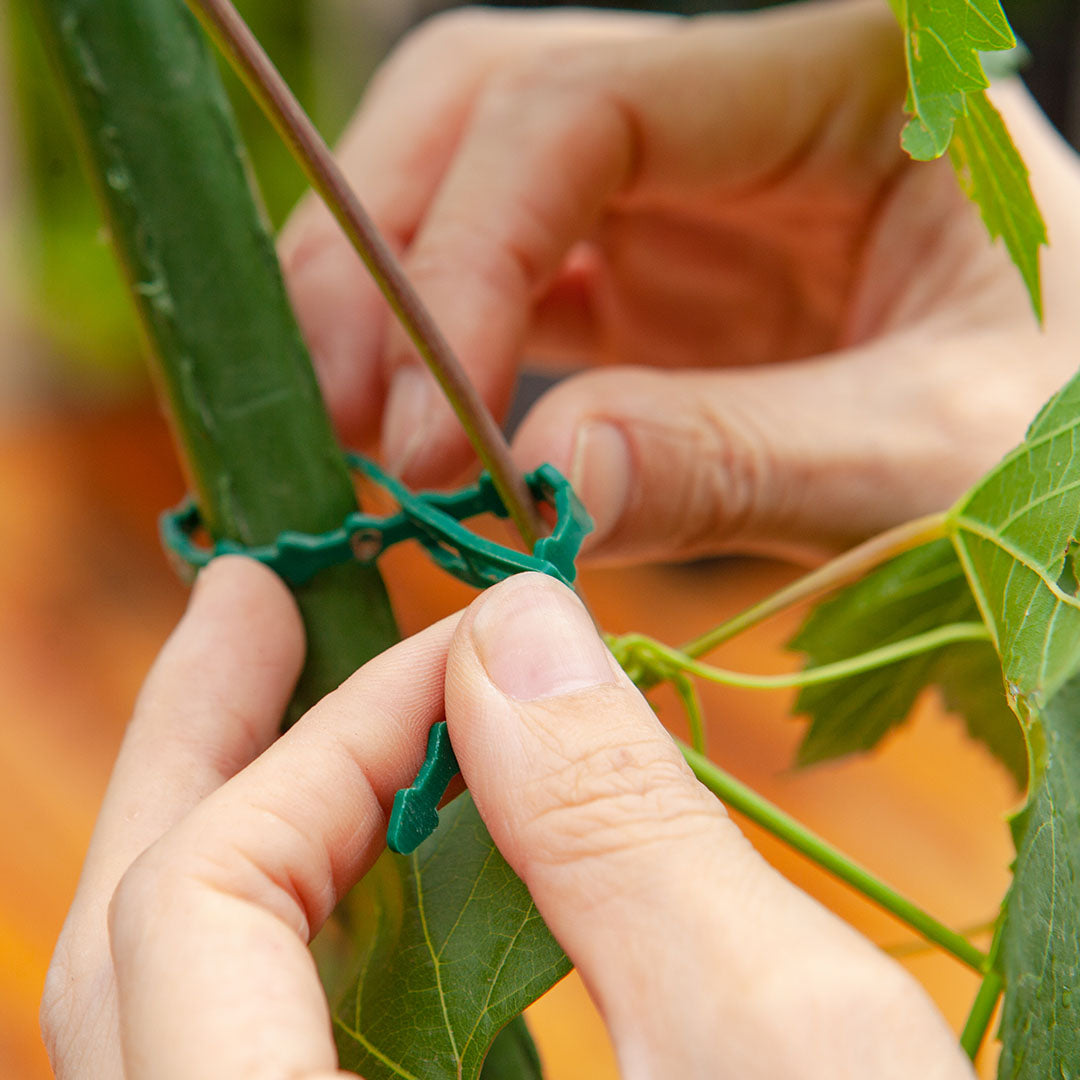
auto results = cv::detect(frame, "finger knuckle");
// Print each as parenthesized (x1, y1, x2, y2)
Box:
(479, 45, 615, 131)
(517, 729, 719, 865)
(396, 6, 499, 65)
(670, 400, 776, 555)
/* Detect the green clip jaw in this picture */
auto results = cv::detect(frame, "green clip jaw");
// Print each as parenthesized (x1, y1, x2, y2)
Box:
(387, 721, 460, 855)
(161, 454, 590, 589)
(160, 453, 592, 855)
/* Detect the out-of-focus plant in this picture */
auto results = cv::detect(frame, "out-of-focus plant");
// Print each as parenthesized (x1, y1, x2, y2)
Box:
(9, 0, 346, 385)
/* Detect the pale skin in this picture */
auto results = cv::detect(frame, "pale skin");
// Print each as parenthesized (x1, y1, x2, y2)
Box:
(42, 0, 1080, 1075)
(280, 0, 1080, 564)
(41, 560, 975, 1079)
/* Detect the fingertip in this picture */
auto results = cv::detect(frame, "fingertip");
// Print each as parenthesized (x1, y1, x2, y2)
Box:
(186, 556, 306, 684)
(465, 572, 619, 702)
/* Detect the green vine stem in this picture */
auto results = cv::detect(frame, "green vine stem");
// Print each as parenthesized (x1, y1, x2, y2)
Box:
(679, 742, 989, 973)
(884, 917, 997, 959)
(32, 0, 400, 716)
(672, 673, 707, 755)
(960, 917, 1005, 1061)
(184, 0, 543, 548)
(612, 621, 989, 693)
(960, 969, 1004, 1061)
(667, 512, 951, 677)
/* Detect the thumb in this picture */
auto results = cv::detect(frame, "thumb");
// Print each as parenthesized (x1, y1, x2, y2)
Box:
(445, 573, 975, 1079)
(445, 572, 749, 1073)
(511, 349, 1023, 565)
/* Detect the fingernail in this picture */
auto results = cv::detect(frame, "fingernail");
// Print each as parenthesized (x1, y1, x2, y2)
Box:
(383, 364, 435, 477)
(570, 422, 632, 548)
(472, 574, 617, 701)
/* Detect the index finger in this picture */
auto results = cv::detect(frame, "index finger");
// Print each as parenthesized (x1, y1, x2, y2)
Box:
(107, 614, 459, 1080)
(280, 9, 661, 444)
(379, 0, 905, 485)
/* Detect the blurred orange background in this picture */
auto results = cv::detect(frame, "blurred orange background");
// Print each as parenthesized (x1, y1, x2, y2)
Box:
(0, 401, 1019, 1079)
(0, 1, 1028, 1076)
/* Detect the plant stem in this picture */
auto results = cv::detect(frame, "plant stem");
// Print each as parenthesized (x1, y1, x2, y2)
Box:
(960, 916, 1005, 1060)
(884, 917, 997, 959)
(618, 622, 989, 692)
(184, 0, 543, 548)
(676, 512, 951, 664)
(672, 673, 707, 755)
(960, 970, 1003, 1060)
(32, 0, 399, 716)
(679, 742, 988, 973)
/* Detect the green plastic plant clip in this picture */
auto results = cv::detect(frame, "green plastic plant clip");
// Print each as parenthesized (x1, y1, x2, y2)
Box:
(386, 721, 460, 855)
(161, 452, 592, 855)
(161, 454, 590, 590)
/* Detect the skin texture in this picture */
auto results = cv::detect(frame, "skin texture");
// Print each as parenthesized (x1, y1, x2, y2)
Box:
(41, 560, 976, 1079)
(39, 3, 1080, 1075)
(280, 0, 1080, 564)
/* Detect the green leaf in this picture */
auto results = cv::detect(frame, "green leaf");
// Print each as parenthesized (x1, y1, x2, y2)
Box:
(789, 538, 1025, 786)
(947, 91, 1047, 320)
(480, 1015, 544, 1080)
(997, 673, 1080, 1079)
(944, 370, 1080, 1074)
(333, 794, 571, 1080)
(895, 0, 1014, 159)
(949, 371, 1080, 706)
(888, 0, 1045, 317)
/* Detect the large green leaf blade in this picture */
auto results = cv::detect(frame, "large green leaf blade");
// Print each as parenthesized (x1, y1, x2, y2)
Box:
(997, 675, 1080, 1079)
(334, 795, 571, 1080)
(789, 538, 1025, 785)
(950, 372, 1080, 703)
(944, 370, 1080, 1075)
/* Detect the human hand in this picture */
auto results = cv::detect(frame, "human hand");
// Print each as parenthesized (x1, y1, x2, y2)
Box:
(42, 560, 974, 1078)
(281, 0, 1080, 564)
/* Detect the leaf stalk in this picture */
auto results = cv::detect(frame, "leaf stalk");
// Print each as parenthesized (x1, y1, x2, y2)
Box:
(960, 915, 1005, 1061)
(679, 742, 989, 974)
(672, 512, 951, 672)
(613, 621, 989, 693)
(184, 0, 544, 548)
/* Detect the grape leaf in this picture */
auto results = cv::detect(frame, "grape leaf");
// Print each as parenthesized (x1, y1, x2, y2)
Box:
(893, 0, 1015, 160)
(944, 369, 1080, 1075)
(333, 794, 571, 1080)
(948, 91, 1047, 320)
(480, 1015, 544, 1080)
(997, 674, 1080, 1079)
(888, 0, 1046, 317)
(789, 538, 1025, 786)
(949, 371, 1080, 705)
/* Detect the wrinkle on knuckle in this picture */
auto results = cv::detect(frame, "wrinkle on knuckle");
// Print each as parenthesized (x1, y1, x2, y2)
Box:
(110, 806, 326, 949)
(656, 399, 774, 555)
(516, 734, 718, 864)
(195, 801, 336, 940)
(415, 220, 543, 309)
(478, 50, 637, 180)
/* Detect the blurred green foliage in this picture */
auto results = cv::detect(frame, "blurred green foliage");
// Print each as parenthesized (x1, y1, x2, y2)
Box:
(14, 0, 1075, 387)
(13, 0, 328, 384)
